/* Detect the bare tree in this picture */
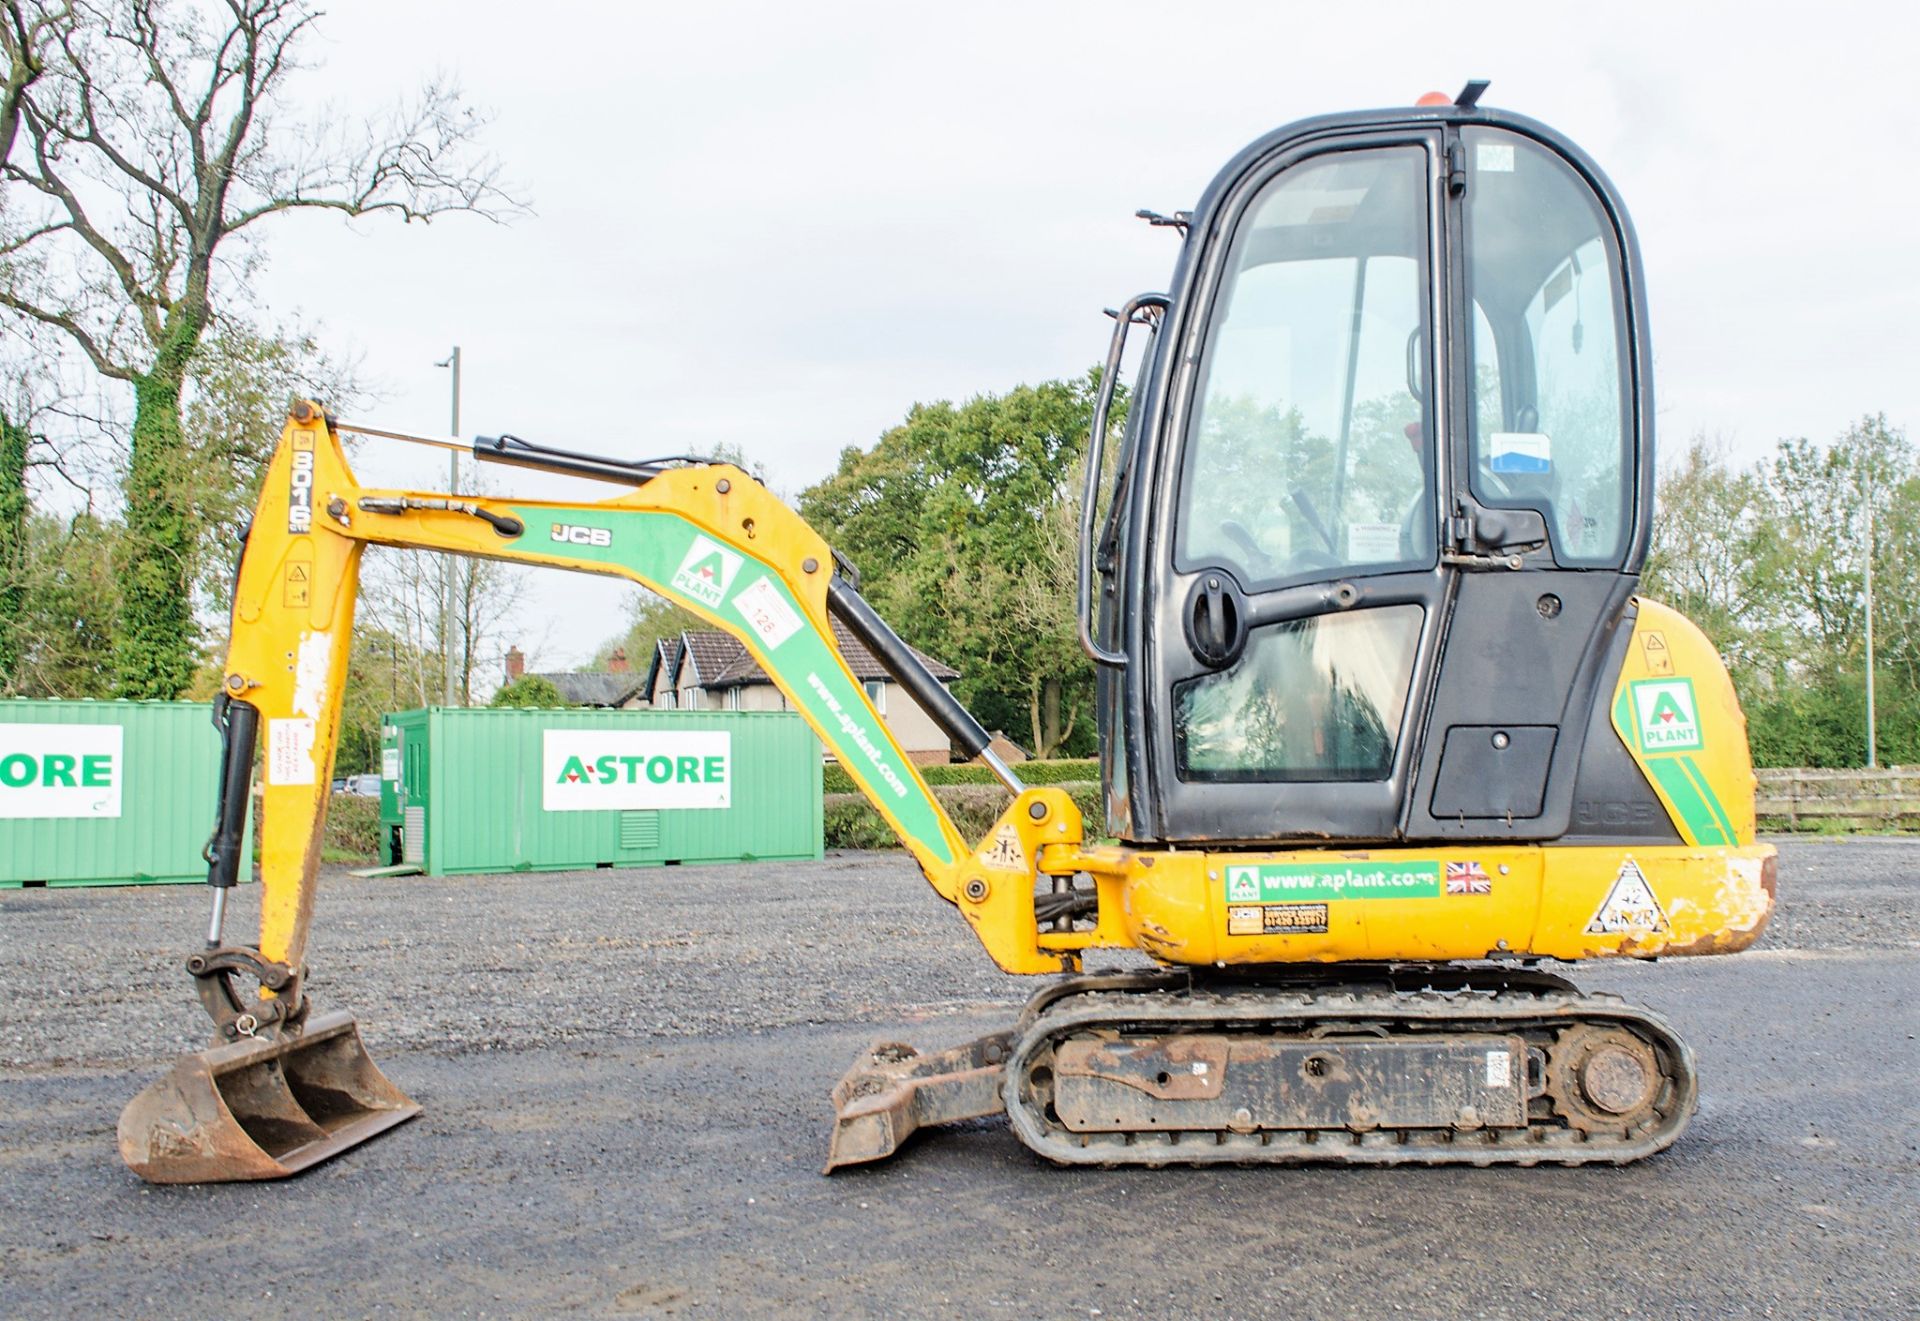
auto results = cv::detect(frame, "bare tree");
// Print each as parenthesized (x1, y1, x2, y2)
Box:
(0, 2, 63, 158)
(358, 543, 538, 709)
(0, 0, 520, 697)
(0, 3, 66, 686)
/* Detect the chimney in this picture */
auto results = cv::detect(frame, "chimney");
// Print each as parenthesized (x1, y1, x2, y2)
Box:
(505, 646, 525, 681)
(608, 647, 630, 673)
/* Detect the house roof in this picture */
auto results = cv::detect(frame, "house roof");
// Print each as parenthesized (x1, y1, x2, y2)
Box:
(675, 622, 958, 689)
(639, 638, 676, 699)
(529, 671, 647, 708)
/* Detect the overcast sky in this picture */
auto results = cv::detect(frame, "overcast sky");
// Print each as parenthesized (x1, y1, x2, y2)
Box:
(240, 0, 1918, 673)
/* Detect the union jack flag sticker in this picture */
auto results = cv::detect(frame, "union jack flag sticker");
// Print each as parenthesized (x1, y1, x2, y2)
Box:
(1445, 861, 1492, 895)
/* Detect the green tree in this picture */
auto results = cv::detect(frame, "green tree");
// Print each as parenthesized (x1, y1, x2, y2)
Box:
(0, 0, 515, 697)
(0, 3, 63, 681)
(1642, 435, 1792, 679)
(1645, 414, 1920, 768)
(801, 371, 1119, 757)
(0, 406, 25, 681)
(5, 507, 118, 695)
(491, 674, 564, 709)
(593, 590, 702, 681)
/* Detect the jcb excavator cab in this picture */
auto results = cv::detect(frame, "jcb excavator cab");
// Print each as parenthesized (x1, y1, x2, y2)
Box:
(1090, 95, 1668, 850)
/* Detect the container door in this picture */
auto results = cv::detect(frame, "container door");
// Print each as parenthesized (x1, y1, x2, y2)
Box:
(402, 732, 427, 866)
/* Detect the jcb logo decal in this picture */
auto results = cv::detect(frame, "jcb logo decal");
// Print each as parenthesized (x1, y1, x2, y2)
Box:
(550, 522, 612, 548)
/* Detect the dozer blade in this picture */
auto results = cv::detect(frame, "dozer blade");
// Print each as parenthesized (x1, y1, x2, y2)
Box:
(118, 1010, 419, 1184)
(825, 1032, 1011, 1172)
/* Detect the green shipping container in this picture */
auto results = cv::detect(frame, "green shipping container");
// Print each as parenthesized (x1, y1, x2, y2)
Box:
(1, 699, 251, 887)
(376, 707, 822, 876)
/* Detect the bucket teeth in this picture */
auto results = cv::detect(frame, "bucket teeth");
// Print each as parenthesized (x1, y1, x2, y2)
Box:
(118, 1009, 419, 1184)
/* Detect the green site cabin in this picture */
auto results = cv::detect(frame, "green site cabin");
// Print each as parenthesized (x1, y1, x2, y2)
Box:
(380, 705, 823, 876)
(504, 505, 963, 870)
(0, 699, 252, 887)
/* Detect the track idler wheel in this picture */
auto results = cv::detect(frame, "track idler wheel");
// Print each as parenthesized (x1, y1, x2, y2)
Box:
(1545, 1024, 1664, 1134)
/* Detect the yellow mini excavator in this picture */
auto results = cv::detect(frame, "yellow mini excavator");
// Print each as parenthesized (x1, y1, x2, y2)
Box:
(120, 85, 1775, 1182)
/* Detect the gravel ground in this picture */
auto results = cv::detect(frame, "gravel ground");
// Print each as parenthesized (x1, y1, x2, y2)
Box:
(1, 838, 1917, 1318)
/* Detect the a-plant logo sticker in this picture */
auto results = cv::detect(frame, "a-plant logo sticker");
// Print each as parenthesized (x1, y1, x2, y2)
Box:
(0, 723, 123, 819)
(672, 535, 744, 608)
(1630, 678, 1703, 753)
(1226, 866, 1261, 902)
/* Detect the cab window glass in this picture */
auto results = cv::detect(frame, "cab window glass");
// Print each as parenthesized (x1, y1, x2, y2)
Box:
(1463, 128, 1630, 566)
(1174, 606, 1423, 782)
(1177, 146, 1433, 586)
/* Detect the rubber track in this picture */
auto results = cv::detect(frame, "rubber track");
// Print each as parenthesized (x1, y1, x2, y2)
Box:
(1002, 974, 1697, 1167)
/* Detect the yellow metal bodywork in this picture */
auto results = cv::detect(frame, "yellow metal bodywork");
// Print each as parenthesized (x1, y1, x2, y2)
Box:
(230, 408, 1774, 993)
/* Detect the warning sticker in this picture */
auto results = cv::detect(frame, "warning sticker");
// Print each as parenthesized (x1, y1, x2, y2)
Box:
(1477, 142, 1516, 173)
(1227, 902, 1330, 935)
(283, 560, 311, 608)
(1587, 857, 1669, 934)
(732, 576, 804, 650)
(1641, 630, 1674, 676)
(1346, 521, 1401, 562)
(267, 718, 317, 787)
(981, 824, 1026, 873)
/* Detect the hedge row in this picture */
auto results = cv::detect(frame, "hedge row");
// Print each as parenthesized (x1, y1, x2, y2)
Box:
(824, 781, 1102, 851)
(821, 758, 1097, 794)
(311, 774, 1110, 865)
(246, 792, 386, 865)
(322, 795, 384, 863)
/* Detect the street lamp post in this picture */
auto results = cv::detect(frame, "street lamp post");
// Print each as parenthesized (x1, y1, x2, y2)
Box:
(1865, 491, 1877, 769)
(435, 346, 462, 707)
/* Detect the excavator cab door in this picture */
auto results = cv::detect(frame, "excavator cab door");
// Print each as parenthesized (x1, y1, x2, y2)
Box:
(1100, 110, 1652, 846)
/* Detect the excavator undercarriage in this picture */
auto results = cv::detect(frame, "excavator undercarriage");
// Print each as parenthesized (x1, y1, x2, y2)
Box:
(828, 967, 1693, 1171)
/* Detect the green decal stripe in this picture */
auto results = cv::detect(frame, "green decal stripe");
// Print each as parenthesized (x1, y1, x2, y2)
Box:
(1643, 757, 1728, 846)
(1677, 754, 1737, 842)
(1617, 680, 1733, 844)
(509, 507, 959, 867)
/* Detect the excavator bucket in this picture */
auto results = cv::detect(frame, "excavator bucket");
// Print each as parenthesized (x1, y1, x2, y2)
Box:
(118, 1010, 418, 1184)
(825, 1032, 1011, 1171)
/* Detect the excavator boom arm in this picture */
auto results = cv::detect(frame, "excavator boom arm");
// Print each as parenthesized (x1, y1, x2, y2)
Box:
(221, 404, 1085, 988)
